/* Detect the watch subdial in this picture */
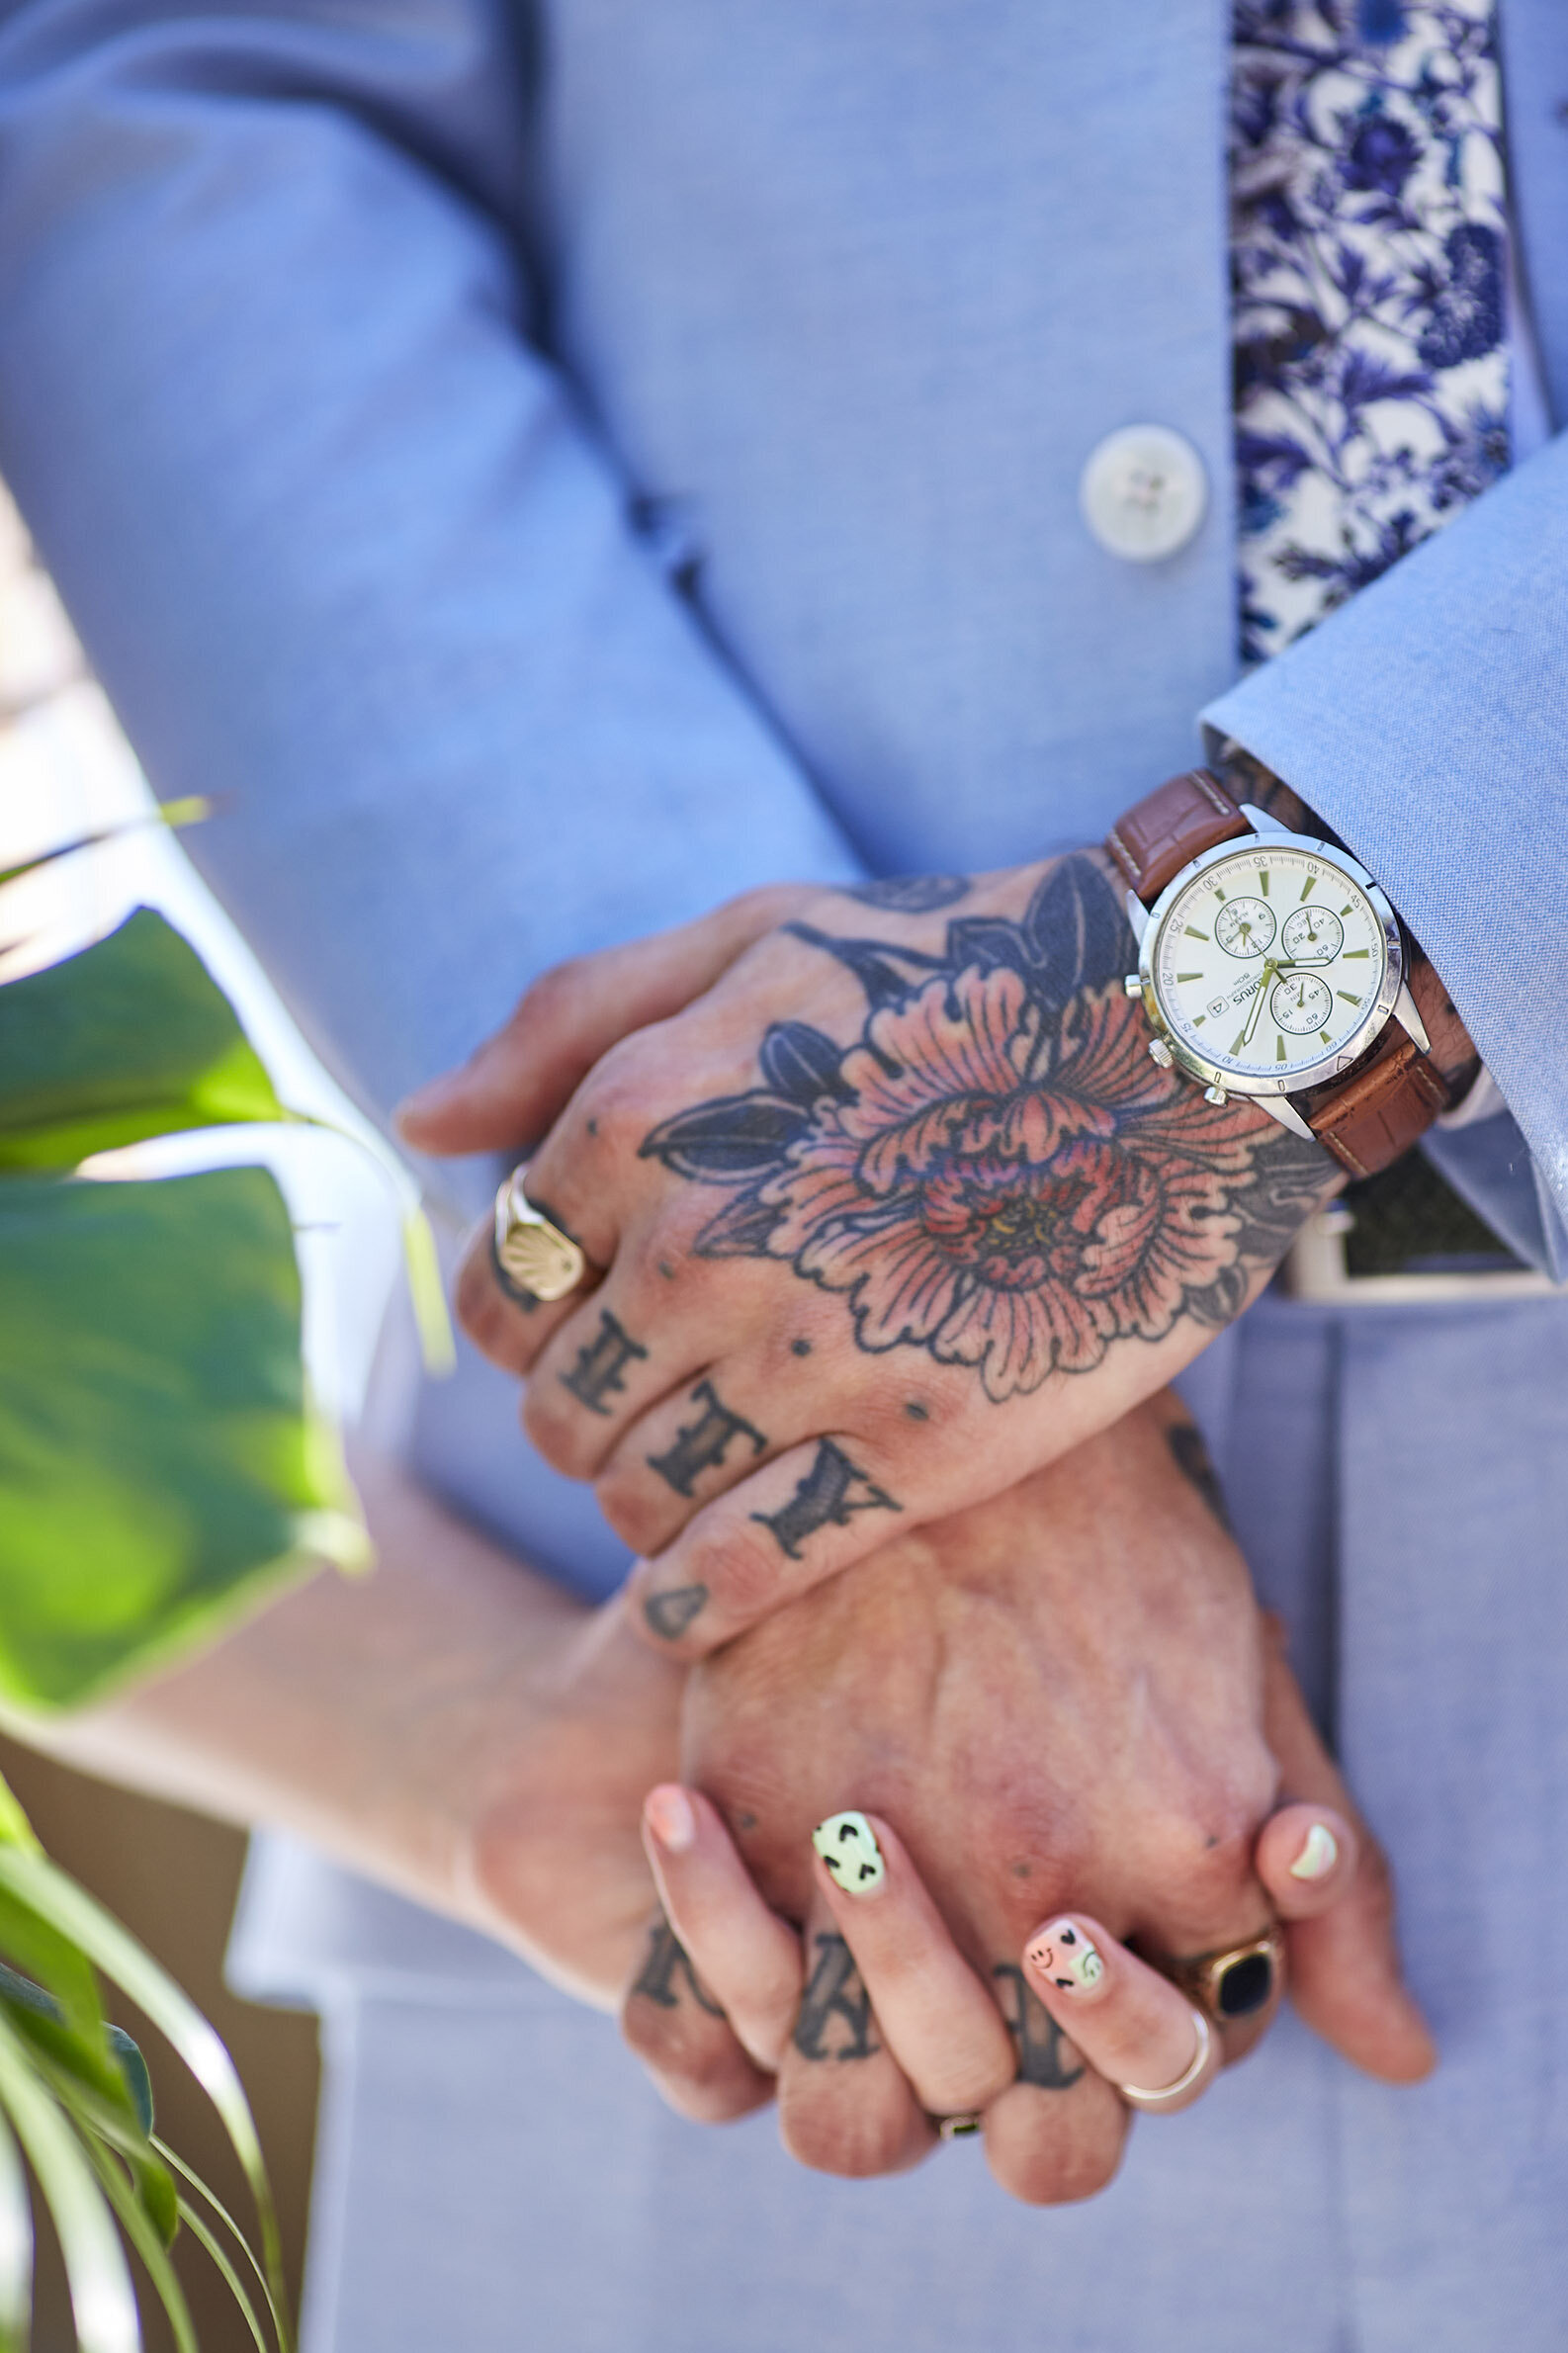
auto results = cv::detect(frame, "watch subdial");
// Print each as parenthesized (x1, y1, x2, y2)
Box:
(1215, 898, 1275, 959)
(1271, 973, 1333, 1035)
(1280, 907, 1344, 963)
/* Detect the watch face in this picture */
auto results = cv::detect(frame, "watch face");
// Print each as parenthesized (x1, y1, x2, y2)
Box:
(1146, 839, 1396, 1094)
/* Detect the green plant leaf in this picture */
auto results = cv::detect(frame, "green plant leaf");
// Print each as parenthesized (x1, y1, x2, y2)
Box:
(0, 1971, 169, 2237)
(0, 1899, 107, 2044)
(82, 2142, 195, 2353)
(0, 908, 283, 1172)
(0, 2010, 139, 2353)
(0, 1854, 288, 2343)
(0, 1778, 40, 1857)
(105, 2034, 153, 2142)
(155, 2145, 289, 2353)
(171, 2200, 271, 2353)
(0, 2107, 33, 2353)
(0, 1169, 368, 1706)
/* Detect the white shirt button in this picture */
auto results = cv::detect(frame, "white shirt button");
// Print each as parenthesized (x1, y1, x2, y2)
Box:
(1079, 424, 1208, 563)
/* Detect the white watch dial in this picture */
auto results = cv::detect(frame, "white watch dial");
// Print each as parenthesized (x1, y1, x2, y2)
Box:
(1215, 897, 1274, 958)
(1150, 843, 1389, 1088)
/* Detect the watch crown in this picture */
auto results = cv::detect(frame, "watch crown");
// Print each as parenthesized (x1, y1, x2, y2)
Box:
(1147, 1038, 1175, 1069)
(1203, 1084, 1228, 1105)
(1123, 973, 1144, 999)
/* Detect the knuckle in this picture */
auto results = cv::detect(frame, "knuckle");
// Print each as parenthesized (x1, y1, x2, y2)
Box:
(621, 2008, 766, 2124)
(1000, 2133, 1123, 2207)
(685, 1519, 790, 1623)
(778, 2088, 912, 2180)
(594, 1461, 679, 1552)
(986, 2089, 1127, 2207)
(513, 953, 602, 1042)
(522, 1374, 606, 1474)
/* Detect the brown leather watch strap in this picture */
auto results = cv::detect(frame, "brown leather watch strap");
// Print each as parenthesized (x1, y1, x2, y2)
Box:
(1105, 765, 1450, 1178)
(1104, 767, 1249, 904)
(1303, 1023, 1450, 1178)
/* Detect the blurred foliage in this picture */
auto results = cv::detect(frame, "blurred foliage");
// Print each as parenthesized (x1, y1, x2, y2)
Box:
(0, 844, 406, 2346)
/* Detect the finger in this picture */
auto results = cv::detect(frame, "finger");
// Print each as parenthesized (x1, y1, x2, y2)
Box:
(520, 1247, 784, 1489)
(1022, 1913, 1219, 2115)
(452, 1203, 606, 1380)
(809, 1812, 1016, 2119)
(627, 1430, 913, 1659)
(1255, 1801, 1357, 1920)
(1262, 1642, 1437, 2084)
(396, 886, 813, 1156)
(619, 1905, 775, 2125)
(641, 1786, 803, 2072)
(981, 1961, 1129, 2206)
(775, 1889, 935, 2179)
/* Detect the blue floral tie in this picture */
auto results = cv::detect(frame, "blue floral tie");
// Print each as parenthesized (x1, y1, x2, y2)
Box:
(1232, 0, 1509, 659)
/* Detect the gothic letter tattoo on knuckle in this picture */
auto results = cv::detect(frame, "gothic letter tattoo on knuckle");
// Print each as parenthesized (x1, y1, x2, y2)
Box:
(648, 1379, 766, 1496)
(559, 1309, 650, 1414)
(992, 1964, 1087, 2091)
(631, 1913, 726, 2017)
(640, 856, 1329, 1405)
(750, 1438, 900, 1560)
(793, 1934, 881, 2062)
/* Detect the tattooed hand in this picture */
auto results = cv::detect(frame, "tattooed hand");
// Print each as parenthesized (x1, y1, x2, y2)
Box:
(620, 1395, 1433, 2202)
(403, 855, 1339, 1654)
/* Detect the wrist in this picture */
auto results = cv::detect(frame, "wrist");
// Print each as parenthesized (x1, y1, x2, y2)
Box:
(1206, 740, 1478, 1091)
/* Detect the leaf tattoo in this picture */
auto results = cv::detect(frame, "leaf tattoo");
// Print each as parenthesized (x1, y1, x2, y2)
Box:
(642, 856, 1330, 1402)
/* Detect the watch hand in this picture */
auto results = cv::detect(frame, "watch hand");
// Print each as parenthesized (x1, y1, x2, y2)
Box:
(1242, 959, 1276, 1048)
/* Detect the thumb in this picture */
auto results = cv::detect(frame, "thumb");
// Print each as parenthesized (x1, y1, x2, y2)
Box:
(395, 883, 813, 1157)
(1260, 1633, 1437, 2086)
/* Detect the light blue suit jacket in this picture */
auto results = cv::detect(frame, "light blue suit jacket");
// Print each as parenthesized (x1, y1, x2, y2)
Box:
(0, 0, 1564, 1268)
(6, 15, 1568, 2347)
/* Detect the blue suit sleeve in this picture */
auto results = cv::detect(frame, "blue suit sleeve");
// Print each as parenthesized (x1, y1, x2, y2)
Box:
(1203, 434, 1568, 1272)
(0, 0, 864, 1139)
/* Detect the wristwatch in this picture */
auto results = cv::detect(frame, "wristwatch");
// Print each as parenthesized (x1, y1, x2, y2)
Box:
(1105, 769, 1449, 1177)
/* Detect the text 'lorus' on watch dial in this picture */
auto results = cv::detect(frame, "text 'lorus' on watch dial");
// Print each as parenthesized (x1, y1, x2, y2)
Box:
(1151, 846, 1388, 1086)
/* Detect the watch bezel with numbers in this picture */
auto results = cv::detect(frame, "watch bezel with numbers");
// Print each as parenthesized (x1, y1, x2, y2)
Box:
(1106, 769, 1449, 1176)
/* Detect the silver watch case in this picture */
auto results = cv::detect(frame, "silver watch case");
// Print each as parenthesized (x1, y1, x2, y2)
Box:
(1128, 812, 1406, 1130)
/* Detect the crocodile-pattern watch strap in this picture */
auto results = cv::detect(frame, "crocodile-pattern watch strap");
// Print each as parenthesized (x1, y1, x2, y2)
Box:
(1104, 767, 1249, 904)
(1105, 767, 1449, 1177)
(1303, 1024, 1449, 1178)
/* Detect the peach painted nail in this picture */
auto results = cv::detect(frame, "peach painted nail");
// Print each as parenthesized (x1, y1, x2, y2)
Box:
(645, 1786, 697, 1853)
(1027, 1918, 1105, 1994)
(1289, 1821, 1340, 1880)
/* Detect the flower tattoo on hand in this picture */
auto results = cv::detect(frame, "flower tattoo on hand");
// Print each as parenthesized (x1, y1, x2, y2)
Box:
(642, 858, 1330, 1402)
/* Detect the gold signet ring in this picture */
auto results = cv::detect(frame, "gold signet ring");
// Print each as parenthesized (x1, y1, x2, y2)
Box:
(491, 1168, 587, 1304)
(1168, 1927, 1283, 2026)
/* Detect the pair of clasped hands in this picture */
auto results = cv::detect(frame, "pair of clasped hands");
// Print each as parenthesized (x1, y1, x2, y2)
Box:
(397, 850, 1437, 2204)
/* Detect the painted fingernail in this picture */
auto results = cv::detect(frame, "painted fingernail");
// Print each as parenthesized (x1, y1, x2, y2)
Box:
(1026, 1918, 1105, 1995)
(812, 1811, 886, 1896)
(1289, 1821, 1340, 1880)
(645, 1786, 697, 1854)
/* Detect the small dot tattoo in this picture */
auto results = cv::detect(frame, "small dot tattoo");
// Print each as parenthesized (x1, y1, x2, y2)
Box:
(905, 1400, 929, 1421)
(791, 1338, 812, 1357)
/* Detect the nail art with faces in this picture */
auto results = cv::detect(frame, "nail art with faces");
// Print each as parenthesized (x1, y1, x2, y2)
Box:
(1027, 1919, 1105, 1994)
(812, 1811, 886, 1896)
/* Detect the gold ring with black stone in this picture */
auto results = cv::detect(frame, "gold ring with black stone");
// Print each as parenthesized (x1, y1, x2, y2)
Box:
(490, 1167, 588, 1306)
(1165, 1927, 1283, 2025)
